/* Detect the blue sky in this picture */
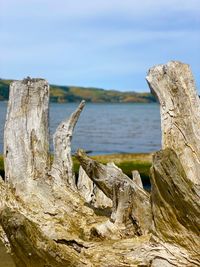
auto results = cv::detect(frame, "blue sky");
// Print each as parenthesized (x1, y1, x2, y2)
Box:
(0, 0, 200, 92)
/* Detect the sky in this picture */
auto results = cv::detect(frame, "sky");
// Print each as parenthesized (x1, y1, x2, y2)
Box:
(0, 0, 200, 92)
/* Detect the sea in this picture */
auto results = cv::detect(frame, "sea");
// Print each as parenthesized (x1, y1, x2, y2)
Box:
(0, 102, 161, 154)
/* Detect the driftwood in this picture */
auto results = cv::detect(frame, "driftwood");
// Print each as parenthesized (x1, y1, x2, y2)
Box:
(76, 150, 151, 238)
(132, 170, 143, 188)
(77, 166, 112, 209)
(0, 61, 199, 266)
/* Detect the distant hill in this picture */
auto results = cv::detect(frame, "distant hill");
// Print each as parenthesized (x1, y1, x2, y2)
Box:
(0, 79, 156, 103)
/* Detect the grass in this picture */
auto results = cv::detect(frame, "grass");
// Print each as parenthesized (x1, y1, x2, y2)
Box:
(0, 153, 152, 185)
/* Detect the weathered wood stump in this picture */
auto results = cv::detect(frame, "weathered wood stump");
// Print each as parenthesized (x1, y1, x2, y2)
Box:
(0, 61, 199, 266)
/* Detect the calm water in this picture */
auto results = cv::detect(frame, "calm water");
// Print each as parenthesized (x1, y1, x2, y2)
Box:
(0, 102, 161, 154)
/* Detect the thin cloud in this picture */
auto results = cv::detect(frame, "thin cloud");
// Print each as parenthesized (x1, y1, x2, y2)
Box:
(0, 0, 199, 91)
(1, 0, 200, 19)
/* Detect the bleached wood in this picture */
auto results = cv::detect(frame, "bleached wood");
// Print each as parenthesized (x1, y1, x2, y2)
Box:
(77, 166, 94, 203)
(77, 166, 112, 208)
(0, 207, 91, 267)
(76, 150, 152, 238)
(151, 148, 200, 260)
(93, 184, 113, 209)
(50, 100, 85, 188)
(4, 78, 50, 195)
(0, 62, 200, 266)
(146, 61, 200, 184)
(132, 170, 143, 188)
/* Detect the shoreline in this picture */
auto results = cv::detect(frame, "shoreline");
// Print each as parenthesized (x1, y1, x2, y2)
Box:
(0, 153, 152, 185)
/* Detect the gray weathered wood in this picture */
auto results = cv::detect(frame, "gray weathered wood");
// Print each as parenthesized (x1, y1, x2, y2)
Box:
(132, 170, 143, 188)
(50, 100, 85, 188)
(146, 61, 200, 184)
(76, 150, 152, 238)
(77, 166, 112, 208)
(4, 78, 50, 196)
(151, 148, 200, 260)
(0, 62, 200, 266)
(77, 166, 95, 203)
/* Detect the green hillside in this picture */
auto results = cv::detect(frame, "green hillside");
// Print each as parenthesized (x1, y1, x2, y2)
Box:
(0, 79, 12, 100)
(0, 79, 156, 103)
